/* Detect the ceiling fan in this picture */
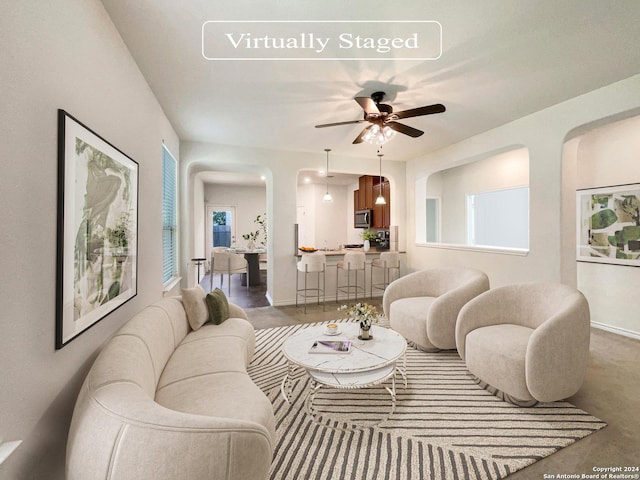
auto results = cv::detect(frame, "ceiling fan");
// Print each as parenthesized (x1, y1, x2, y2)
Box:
(315, 91, 446, 145)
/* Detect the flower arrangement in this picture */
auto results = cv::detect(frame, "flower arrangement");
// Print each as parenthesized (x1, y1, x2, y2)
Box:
(242, 213, 267, 247)
(338, 302, 379, 330)
(359, 228, 376, 241)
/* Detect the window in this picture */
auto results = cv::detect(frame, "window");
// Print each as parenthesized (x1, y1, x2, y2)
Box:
(162, 145, 177, 283)
(212, 209, 234, 247)
(466, 187, 529, 249)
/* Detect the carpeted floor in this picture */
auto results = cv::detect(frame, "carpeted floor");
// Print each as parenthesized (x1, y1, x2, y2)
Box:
(247, 320, 607, 480)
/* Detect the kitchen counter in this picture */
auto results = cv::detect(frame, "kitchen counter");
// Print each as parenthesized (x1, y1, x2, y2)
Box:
(295, 248, 404, 257)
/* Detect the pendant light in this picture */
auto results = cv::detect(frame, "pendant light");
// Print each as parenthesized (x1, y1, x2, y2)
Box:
(375, 152, 386, 205)
(322, 148, 333, 203)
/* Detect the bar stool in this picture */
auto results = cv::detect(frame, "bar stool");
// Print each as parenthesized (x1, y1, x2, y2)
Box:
(336, 252, 366, 303)
(370, 251, 400, 297)
(296, 253, 326, 313)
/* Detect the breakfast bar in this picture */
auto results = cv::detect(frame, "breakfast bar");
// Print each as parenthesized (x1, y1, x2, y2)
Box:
(294, 248, 405, 305)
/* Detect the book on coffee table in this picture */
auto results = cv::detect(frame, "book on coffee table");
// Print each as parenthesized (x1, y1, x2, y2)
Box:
(308, 340, 352, 354)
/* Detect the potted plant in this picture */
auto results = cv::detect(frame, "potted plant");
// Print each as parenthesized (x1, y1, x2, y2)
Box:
(338, 302, 380, 340)
(359, 228, 376, 252)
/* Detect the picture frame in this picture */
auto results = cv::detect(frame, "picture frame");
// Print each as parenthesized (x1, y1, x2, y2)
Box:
(56, 110, 138, 349)
(576, 183, 640, 267)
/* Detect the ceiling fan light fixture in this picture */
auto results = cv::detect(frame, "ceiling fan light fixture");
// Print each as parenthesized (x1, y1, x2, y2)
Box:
(316, 91, 443, 145)
(363, 124, 396, 145)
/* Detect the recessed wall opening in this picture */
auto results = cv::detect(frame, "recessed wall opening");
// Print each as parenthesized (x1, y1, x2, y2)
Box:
(194, 170, 270, 308)
(563, 113, 640, 339)
(416, 146, 530, 253)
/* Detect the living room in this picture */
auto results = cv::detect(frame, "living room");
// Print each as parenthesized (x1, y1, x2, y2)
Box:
(1, 1, 639, 479)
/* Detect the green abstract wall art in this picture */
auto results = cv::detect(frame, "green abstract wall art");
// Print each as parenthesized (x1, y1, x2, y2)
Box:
(577, 183, 640, 267)
(56, 110, 138, 348)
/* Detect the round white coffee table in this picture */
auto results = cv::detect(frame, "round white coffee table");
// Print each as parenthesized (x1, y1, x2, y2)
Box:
(280, 322, 407, 424)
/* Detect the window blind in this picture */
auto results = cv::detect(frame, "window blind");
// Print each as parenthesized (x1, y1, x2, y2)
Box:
(162, 146, 177, 283)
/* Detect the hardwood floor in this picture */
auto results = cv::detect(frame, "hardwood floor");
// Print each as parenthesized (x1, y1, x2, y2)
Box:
(200, 269, 270, 308)
(200, 267, 383, 326)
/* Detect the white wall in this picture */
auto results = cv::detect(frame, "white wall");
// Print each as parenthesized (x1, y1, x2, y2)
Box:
(296, 183, 349, 249)
(204, 183, 267, 249)
(296, 184, 316, 248)
(189, 175, 205, 285)
(346, 182, 361, 245)
(0, 2, 179, 478)
(568, 115, 640, 338)
(315, 184, 349, 250)
(406, 74, 640, 289)
(193, 176, 205, 257)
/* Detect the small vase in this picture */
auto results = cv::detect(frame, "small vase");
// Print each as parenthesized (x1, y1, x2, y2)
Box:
(359, 325, 372, 340)
(363, 239, 370, 252)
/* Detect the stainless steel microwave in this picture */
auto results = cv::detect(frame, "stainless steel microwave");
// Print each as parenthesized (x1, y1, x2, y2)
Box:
(354, 209, 372, 228)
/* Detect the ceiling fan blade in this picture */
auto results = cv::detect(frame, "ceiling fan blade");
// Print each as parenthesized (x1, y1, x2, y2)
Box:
(387, 121, 424, 138)
(315, 119, 366, 128)
(354, 97, 380, 115)
(352, 127, 370, 144)
(394, 103, 446, 120)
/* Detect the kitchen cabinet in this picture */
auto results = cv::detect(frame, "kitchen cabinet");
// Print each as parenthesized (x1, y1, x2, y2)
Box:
(358, 175, 374, 210)
(355, 175, 391, 229)
(373, 180, 390, 229)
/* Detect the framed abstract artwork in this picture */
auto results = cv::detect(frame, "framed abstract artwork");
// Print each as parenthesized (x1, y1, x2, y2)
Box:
(576, 183, 640, 267)
(56, 110, 138, 348)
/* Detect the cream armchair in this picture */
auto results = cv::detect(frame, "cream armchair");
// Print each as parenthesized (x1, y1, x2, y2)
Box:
(456, 283, 591, 405)
(210, 251, 249, 295)
(383, 267, 490, 351)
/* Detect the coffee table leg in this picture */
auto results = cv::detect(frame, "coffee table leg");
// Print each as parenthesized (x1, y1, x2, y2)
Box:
(306, 370, 399, 429)
(383, 374, 397, 416)
(305, 379, 322, 419)
(280, 362, 297, 403)
(396, 354, 408, 388)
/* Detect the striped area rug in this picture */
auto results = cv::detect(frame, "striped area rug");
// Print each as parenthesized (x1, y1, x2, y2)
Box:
(247, 320, 606, 480)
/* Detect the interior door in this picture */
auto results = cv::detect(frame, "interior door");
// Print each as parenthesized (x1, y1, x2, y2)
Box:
(205, 205, 236, 261)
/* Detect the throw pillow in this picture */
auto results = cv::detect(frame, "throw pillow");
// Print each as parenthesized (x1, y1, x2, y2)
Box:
(206, 288, 230, 325)
(182, 285, 209, 330)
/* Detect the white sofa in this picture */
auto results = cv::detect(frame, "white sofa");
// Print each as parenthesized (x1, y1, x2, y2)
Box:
(66, 296, 275, 480)
(383, 267, 490, 351)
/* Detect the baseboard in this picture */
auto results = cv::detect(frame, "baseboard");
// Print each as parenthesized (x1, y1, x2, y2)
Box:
(591, 321, 640, 341)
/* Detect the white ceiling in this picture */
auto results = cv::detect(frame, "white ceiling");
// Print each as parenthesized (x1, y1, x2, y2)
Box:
(197, 170, 361, 187)
(101, 0, 640, 165)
